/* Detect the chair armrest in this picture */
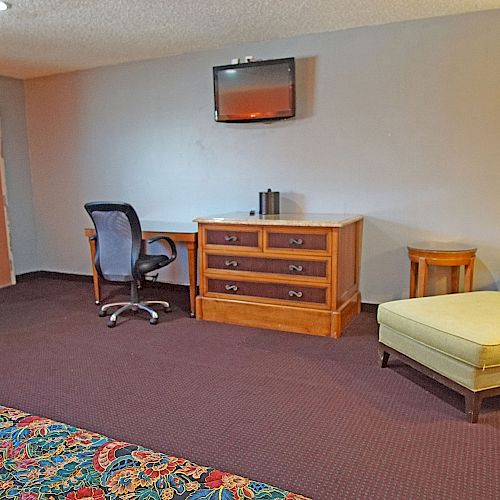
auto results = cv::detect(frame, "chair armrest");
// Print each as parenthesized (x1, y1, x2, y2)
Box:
(147, 235, 178, 263)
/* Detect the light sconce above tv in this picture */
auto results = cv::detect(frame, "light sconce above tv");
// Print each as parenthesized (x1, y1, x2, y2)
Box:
(213, 57, 296, 123)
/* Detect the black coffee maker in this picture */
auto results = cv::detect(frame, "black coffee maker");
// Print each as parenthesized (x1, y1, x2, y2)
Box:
(259, 189, 280, 215)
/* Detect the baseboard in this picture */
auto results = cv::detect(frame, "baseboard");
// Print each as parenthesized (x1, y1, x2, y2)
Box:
(16, 270, 93, 283)
(361, 302, 378, 313)
(15, 270, 190, 292)
(15, 271, 380, 311)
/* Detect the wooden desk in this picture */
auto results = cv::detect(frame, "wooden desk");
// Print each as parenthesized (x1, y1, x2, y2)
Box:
(408, 242, 477, 298)
(84, 221, 198, 317)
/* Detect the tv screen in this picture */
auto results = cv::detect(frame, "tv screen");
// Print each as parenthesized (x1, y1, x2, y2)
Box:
(213, 57, 295, 123)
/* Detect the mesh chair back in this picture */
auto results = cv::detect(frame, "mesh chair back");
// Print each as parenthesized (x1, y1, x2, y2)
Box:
(85, 202, 142, 282)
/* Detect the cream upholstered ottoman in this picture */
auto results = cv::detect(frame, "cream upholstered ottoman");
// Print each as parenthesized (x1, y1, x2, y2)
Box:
(378, 291, 500, 423)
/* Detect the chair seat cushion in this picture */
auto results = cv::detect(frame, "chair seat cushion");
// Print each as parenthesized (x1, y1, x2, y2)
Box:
(377, 291, 500, 369)
(136, 254, 171, 275)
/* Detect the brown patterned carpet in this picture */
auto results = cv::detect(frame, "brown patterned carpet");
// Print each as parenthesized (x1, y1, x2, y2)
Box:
(1, 274, 500, 499)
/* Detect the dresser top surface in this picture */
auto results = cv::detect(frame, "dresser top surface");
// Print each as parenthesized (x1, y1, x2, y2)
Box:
(194, 212, 363, 227)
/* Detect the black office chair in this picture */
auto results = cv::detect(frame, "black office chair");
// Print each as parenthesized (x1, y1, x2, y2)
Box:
(84, 201, 177, 327)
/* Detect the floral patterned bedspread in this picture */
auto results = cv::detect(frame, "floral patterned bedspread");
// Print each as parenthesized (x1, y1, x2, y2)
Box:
(0, 406, 309, 500)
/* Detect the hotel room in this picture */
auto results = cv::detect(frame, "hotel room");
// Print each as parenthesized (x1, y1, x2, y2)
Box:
(1, 1, 500, 498)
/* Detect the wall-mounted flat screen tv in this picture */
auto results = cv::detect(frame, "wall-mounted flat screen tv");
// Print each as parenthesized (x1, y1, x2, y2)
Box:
(213, 57, 295, 123)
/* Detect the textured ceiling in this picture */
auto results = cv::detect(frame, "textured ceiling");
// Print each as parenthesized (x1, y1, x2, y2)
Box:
(1, 0, 500, 79)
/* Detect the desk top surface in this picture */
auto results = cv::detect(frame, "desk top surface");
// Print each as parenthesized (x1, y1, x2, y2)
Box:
(85, 221, 197, 234)
(140, 220, 197, 234)
(193, 212, 363, 227)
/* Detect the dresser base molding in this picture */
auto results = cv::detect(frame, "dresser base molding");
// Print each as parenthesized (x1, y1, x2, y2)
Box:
(196, 291, 360, 338)
(335, 291, 361, 336)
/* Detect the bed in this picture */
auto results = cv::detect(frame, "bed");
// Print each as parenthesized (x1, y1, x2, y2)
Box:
(0, 405, 308, 499)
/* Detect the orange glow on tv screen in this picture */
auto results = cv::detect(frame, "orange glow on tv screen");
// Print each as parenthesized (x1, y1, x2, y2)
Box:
(213, 58, 295, 122)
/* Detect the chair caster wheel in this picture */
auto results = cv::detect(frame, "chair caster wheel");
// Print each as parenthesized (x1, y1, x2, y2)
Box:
(190, 312, 195, 318)
(107, 319, 116, 328)
(164, 307, 171, 313)
(98, 310, 107, 317)
(150, 317, 158, 325)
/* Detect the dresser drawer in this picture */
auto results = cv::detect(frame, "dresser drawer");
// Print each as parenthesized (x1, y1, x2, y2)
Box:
(206, 278, 328, 306)
(264, 228, 330, 253)
(204, 226, 261, 250)
(206, 254, 329, 279)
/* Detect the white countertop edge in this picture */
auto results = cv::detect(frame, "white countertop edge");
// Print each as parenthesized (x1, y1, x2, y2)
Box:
(193, 212, 363, 227)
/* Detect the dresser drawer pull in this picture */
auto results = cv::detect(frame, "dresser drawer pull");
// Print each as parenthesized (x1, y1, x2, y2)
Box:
(289, 264, 303, 272)
(225, 284, 239, 292)
(289, 238, 304, 246)
(224, 235, 238, 242)
(224, 260, 238, 267)
(288, 290, 303, 298)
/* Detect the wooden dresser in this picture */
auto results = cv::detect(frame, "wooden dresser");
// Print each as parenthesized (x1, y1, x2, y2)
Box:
(194, 212, 363, 338)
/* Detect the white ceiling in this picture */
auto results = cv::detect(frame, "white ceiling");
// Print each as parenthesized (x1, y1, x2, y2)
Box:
(1, 0, 499, 80)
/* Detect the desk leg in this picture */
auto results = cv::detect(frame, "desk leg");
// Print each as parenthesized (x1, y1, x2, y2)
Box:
(409, 261, 418, 298)
(464, 257, 475, 292)
(186, 241, 197, 317)
(416, 257, 428, 298)
(88, 237, 101, 304)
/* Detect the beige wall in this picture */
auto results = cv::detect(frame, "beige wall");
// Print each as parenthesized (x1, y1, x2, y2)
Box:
(24, 10, 500, 303)
(0, 76, 37, 274)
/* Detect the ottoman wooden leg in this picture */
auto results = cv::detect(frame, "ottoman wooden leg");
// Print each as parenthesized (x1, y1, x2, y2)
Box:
(381, 350, 390, 368)
(465, 391, 483, 424)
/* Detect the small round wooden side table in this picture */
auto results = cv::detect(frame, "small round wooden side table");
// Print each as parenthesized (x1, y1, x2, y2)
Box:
(407, 242, 477, 298)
